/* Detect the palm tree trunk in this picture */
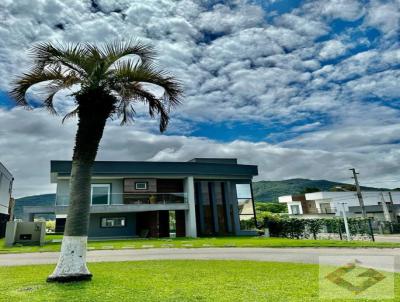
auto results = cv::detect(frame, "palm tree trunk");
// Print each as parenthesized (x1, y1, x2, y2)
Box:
(48, 96, 110, 282)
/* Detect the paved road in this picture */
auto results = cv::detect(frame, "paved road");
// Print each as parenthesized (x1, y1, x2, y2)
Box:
(375, 235, 400, 243)
(1, 248, 399, 272)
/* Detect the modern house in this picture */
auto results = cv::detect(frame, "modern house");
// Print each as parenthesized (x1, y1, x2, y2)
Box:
(279, 191, 400, 222)
(51, 158, 258, 238)
(0, 162, 14, 238)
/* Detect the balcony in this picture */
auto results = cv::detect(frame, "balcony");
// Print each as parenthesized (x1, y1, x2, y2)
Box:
(56, 192, 187, 206)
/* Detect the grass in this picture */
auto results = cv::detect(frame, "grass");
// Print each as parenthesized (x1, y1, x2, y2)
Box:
(0, 260, 398, 302)
(1, 235, 400, 254)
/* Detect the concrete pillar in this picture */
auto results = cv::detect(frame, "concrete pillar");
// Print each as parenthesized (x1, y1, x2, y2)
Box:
(222, 182, 232, 233)
(184, 176, 197, 238)
(195, 182, 205, 234)
(209, 182, 219, 234)
(5, 221, 17, 246)
(381, 193, 392, 222)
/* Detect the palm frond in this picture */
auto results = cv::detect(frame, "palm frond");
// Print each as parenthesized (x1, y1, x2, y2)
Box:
(10, 65, 80, 108)
(31, 42, 90, 77)
(116, 99, 136, 125)
(114, 85, 169, 131)
(111, 60, 183, 108)
(62, 107, 79, 123)
(103, 39, 155, 68)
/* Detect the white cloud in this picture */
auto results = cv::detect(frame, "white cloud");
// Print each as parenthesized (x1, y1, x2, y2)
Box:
(364, 0, 400, 36)
(195, 2, 265, 34)
(0, 0, 399, 195)
(345, 70, 400, 99)
(301, 0, 365, 21)
(319, 40, 347, 60)
(276, 13, 328, 38)
(2, 107, 400, 198)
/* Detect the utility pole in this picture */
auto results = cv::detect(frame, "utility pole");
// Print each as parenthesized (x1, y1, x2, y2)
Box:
(350, 168, 367, 218)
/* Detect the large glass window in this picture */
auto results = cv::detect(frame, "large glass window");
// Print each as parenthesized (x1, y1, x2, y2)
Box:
(236, 184, 256, 230)
(290, 205, 300, 215)
(91, 184, 110, 205)
(101, 217, 125, 228)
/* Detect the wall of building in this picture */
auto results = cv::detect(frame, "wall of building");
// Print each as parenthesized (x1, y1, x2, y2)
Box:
(0, 163, 12, 216)
(306, 191, 400, 208)
(194, 179, 256, 236)
(56, 178, 124, 205)
(88, 212, 136, 238)
(124, 178, 157, 193)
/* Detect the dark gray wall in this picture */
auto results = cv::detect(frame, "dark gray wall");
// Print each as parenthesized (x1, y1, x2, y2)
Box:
(88, 212, 136, 238)
(0, 213, 8, 238)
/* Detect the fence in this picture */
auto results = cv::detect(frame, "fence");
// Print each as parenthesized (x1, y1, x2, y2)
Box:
(263, 217, 374, 241)
(371, 221, 400, 234)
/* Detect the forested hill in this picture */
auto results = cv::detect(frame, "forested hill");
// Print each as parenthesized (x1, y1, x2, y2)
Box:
(252, 178, 388, 202)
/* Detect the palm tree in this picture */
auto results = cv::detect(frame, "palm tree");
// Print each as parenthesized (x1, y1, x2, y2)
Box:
(10, 40, 182, 282)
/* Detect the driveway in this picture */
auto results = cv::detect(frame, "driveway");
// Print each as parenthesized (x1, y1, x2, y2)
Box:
(1, 248, 399, 272)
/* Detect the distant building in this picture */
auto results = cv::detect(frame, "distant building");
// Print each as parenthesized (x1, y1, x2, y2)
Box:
(0, 162, 13, 237)
(279, 191, 400, 222)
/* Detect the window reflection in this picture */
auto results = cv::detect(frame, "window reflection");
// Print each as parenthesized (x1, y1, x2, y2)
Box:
(236, 184, 256, 230)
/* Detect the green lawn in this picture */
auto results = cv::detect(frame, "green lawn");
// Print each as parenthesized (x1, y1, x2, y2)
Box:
(0, 260, 397, 302)
(1, 235, 400, 254)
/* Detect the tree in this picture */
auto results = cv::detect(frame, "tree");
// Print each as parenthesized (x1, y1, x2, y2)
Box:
(299, 187, 321, 194)
(10, 40, 182, 282)
(255, 202, 287, 213)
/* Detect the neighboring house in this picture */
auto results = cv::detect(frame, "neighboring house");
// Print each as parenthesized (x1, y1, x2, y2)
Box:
(279, 191, 400, 222)
(51, 158, 258, 239)
(0, 162, 14, 237)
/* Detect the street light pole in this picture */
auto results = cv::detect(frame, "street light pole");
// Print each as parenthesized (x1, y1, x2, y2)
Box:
(340, 202, 351, 241)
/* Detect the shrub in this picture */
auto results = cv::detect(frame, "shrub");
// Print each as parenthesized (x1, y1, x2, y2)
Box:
(306, 219, 324, 240)
(46, 220, 55, 233)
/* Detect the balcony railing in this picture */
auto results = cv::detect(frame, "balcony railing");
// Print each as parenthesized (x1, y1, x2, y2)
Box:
(56, 192, 187, 206)
(318, 207, 337, 214)
(299, 207, 337, 215)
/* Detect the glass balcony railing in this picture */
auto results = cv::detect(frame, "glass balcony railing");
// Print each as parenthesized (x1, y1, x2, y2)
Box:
(56, 192, 187, 206)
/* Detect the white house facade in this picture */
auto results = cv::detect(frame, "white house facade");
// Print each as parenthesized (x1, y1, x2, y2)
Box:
(279, 191, 400, 222)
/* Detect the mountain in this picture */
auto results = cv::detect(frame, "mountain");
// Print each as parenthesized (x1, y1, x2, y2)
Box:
(14, 193, 56, 219)
(252, 178, 388, 202)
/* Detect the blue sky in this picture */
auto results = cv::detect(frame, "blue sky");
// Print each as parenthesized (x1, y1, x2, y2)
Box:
(0, 0, 399, 196)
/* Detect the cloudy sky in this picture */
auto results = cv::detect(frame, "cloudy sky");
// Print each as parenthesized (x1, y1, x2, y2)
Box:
(0, 0, 399, 197)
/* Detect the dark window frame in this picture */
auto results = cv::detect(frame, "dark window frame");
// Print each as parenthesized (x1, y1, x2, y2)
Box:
(100, 216, 127, 228)
(135, 181, 148, 190)
(91, 183, 112, 205)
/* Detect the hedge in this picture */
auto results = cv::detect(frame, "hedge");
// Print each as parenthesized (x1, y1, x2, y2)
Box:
(263, 216, 372, 240)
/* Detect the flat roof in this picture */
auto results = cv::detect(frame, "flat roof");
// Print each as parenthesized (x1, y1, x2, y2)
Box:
(50, 159, 258, 182)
